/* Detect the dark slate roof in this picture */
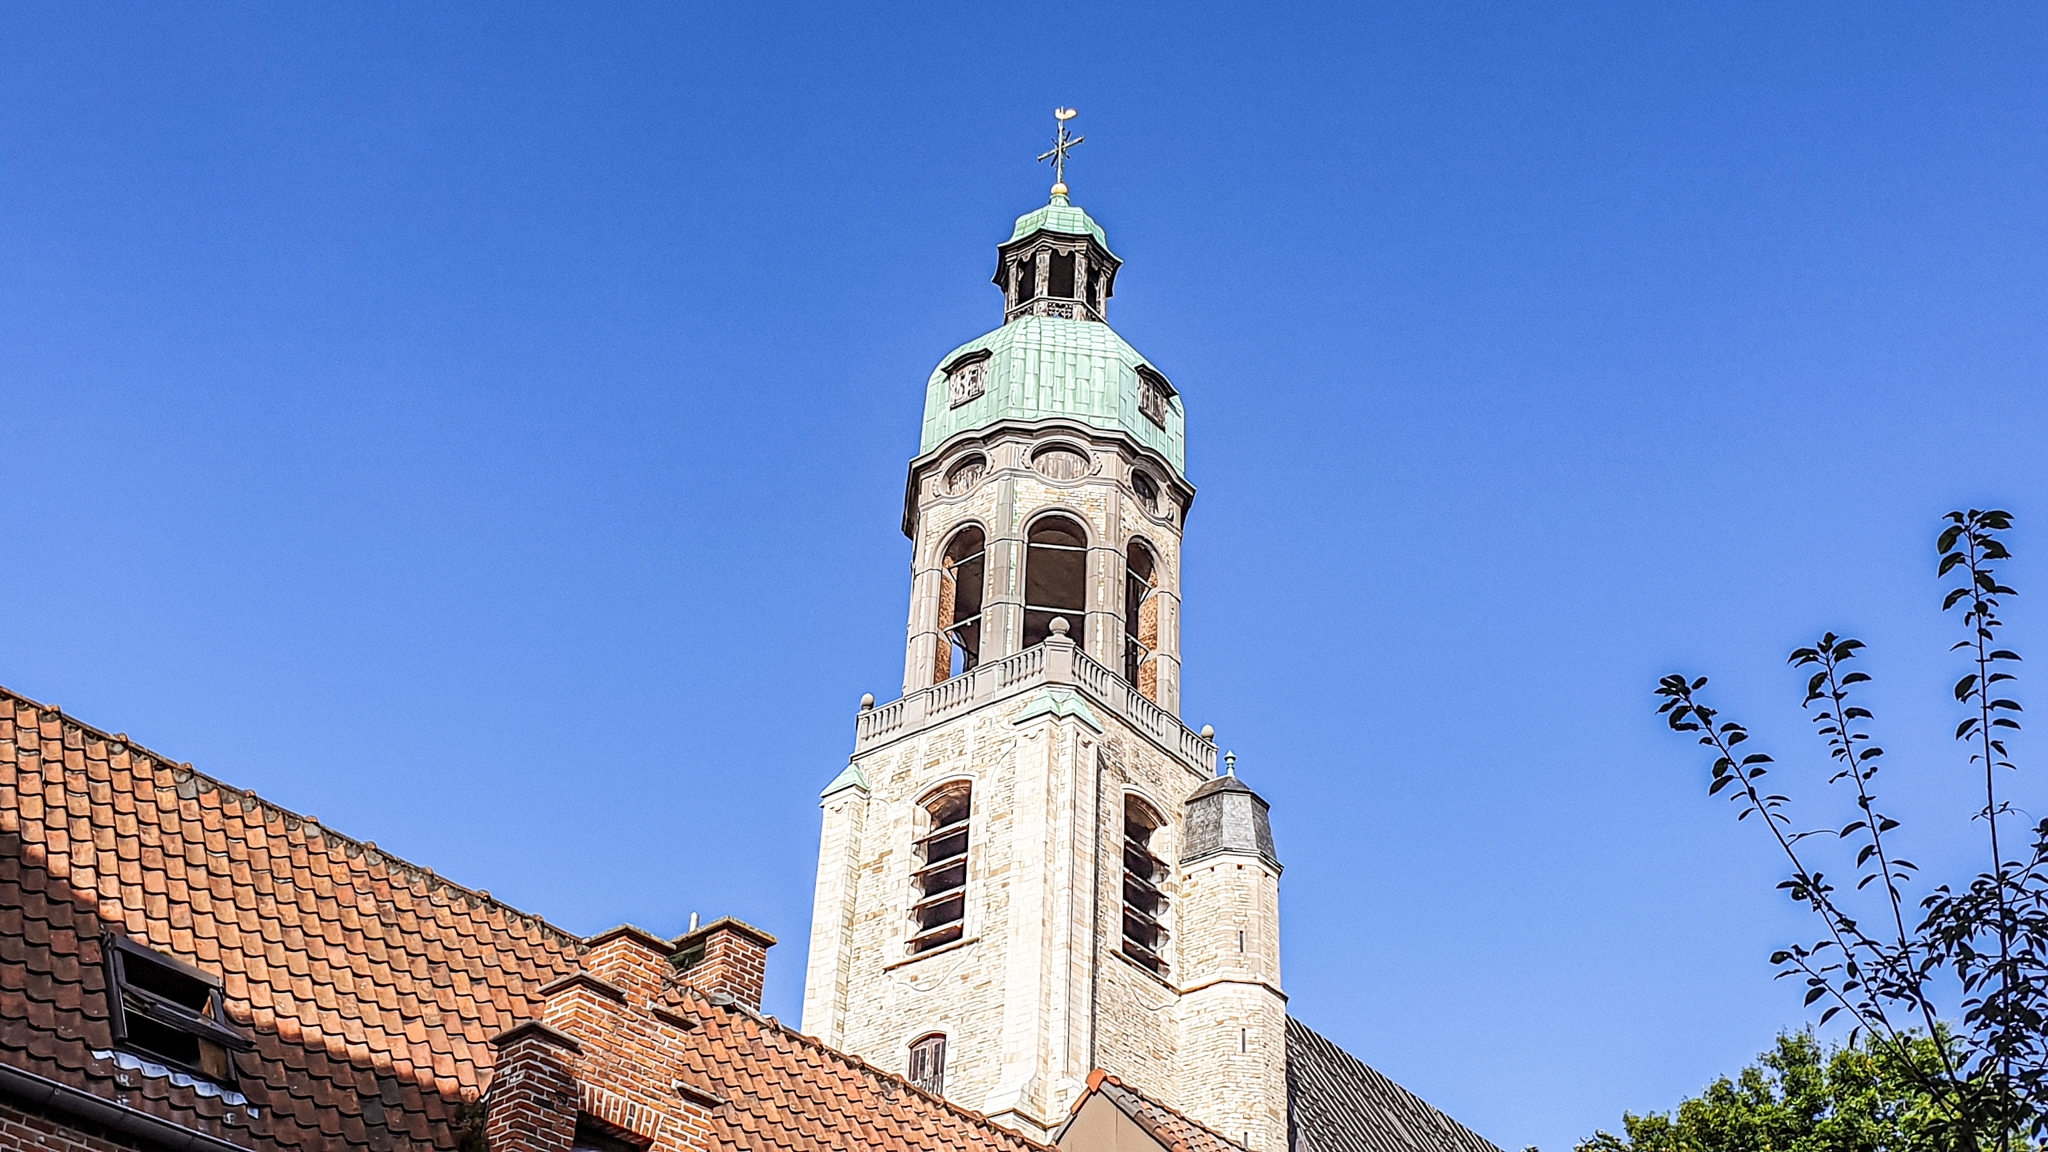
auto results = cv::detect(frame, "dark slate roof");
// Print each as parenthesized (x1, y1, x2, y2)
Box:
(1286, 1017, 1505, 1152)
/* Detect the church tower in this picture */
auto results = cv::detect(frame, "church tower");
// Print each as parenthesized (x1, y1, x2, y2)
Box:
(801, 119, 1287, 1149)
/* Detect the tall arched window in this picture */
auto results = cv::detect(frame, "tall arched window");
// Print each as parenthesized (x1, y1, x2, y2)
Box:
(1124, 540, 1160, 699)
(909, 784, 971, 954)
(1121, 796, 1169, 975)
(1025, 515, 1088, 649)
(935, 527, 985, 684)
(908, 1033, 947, 1096)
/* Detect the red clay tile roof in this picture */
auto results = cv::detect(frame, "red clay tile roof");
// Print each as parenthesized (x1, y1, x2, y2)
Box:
(0, 686, 587, 1149)
(661, 986, 1045, 1152)
(0, 684, 1053, 1151)
(1061, 1069, 1245, 1152)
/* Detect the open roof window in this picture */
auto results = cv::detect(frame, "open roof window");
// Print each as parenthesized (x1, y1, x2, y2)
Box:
(105, 935, 251, 1083)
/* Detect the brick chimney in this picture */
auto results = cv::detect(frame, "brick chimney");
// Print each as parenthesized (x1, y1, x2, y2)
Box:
(486, 1020, 582, 1152)
(671, 917, 776, 1011)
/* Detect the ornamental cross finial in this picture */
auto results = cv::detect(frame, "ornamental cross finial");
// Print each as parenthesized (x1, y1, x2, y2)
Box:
(1037, 107, 1084, 197)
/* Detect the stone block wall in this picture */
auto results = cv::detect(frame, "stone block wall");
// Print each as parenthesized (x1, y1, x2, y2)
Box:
(800, 676, 1259, 1143)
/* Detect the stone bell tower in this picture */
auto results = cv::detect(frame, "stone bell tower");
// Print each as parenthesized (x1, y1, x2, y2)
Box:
(801, 125, 1288, 1149)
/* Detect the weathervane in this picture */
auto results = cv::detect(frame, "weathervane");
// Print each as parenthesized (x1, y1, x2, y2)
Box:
(1037, 107, 1083, 197)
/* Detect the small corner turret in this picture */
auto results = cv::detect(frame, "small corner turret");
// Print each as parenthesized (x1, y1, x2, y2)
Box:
(1182, 769, 1282, 874)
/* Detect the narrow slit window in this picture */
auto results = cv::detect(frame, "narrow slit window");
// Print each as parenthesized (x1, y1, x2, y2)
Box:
(1047, 251, 1076, 299)
(1024, 515, 1088, 649)
(1121, 797, 1169, 975)
(908, 1033, 948, 1096)
(909, 785, 971, 954)
(105, 936, 251, 1084)
(935, 527, 985, 684)
(1123, 540, 1159, 700)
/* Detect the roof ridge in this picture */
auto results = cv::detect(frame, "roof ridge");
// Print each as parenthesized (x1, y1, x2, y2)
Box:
(682, 987, 1052, 1150)
(0, 683, 586, 952)
(1086, 1070, 1246, 1152)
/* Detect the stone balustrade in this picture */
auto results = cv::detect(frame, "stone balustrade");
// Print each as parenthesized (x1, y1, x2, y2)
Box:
(854, 634, 1217, 777)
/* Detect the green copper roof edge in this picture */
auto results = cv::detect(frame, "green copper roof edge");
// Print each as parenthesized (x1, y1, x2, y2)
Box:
(1012, 689, 1105, 732)
(1007, 199, 1113, 255)
(820, 762, 869, 800)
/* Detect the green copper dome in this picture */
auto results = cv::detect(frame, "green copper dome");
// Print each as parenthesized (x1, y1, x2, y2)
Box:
(920, 317, 1185, 476)
(1005, 193, 1115, 255)
(920, 195, 1183, 476)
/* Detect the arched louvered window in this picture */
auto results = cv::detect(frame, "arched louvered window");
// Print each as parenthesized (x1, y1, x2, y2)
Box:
(909, 784, 971, 954)
(908, 1033, 947, 1096)
(935, 527, 985, 683)
(1025, 515, 1087, 649)
(1124, 540, 1159, 700)
(1121, 796, 1169, 975)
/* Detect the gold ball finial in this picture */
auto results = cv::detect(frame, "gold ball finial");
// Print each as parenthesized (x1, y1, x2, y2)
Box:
(1050, 181, 1068, 196)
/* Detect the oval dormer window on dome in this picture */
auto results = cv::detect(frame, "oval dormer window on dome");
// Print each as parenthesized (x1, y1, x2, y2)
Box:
(945, 351, 990, 409)
(1136, 366, 1173, 430)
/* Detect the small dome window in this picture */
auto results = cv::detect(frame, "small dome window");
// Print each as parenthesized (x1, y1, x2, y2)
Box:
(945, 352, 990, 409)
(1031, 445, 1089, 482)
(1135, 367, 1174, 429)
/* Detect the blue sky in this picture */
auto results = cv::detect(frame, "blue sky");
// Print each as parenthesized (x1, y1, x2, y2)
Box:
(3, 4, 2046, 1149)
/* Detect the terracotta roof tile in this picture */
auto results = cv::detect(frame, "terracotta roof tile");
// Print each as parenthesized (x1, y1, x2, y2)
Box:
(0, 683, 1068, 1151)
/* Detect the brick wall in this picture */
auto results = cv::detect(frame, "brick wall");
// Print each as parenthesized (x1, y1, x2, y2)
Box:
(486, 1022, 582, 1152)
(0, 1100, 154, 1152)
(671, 918, 775, 1011)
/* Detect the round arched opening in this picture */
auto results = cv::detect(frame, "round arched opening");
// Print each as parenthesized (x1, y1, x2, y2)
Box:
(1025, 515, 1088, 648)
